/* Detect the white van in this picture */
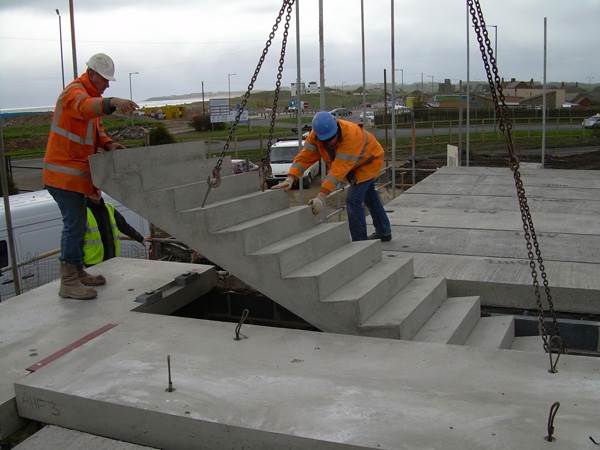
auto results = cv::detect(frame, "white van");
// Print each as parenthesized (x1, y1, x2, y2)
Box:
(267, 139, 320, 188)
(0, 190, 150, 299)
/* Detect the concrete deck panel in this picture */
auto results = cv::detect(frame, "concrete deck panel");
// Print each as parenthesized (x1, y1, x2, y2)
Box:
(0, 258, 217, 439)
(14, 425, 157, 449)
(379, 166, 600, 314)
(13, 312, 600, 450)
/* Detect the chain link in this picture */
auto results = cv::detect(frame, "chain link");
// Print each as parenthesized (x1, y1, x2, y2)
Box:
(260, 0, 294, 191)
(468, 0, 563, 373)
(202, 0, 295, 206)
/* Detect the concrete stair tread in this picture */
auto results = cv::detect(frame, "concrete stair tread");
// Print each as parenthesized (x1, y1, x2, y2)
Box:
(360, 277, 445, 329)
(413, 296, 480, 345)
(216, 205, 308, 233)
(322, 255, 413, 303)
(286, 240, 379, 279)
(180, 190, 276, 213)
(511, 336, 546, 352)
(465, 315, 515, 349)
(252, 222, 347, 256)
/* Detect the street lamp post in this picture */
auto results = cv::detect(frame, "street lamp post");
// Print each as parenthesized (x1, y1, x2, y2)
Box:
(55, 9, 65, 89)
(227, 73, 236, 108)
(395, 68, 404, 91)
(128, 71, 139, 126)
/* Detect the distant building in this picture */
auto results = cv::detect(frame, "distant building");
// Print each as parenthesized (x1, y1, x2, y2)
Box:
(307, 81, 320, 94)
(291, 82, 306, 97)
(438, 79, 454, 94)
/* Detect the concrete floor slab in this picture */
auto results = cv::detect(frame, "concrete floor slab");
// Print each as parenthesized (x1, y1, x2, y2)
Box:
(13, 313, 600, 450)
(0, 258, 217, 439)
(379, 166, 600, 314)
(14, 425, 157, 449)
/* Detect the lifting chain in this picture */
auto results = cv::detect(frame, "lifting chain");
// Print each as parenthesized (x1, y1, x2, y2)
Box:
(260, 0, 294, 191)
(202, 0, 296, 206)
(467, 0, 564, 373)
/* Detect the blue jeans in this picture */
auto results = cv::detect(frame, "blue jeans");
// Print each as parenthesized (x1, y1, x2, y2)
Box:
(346, 179, 391, 241)
(47, 186, 86, 267)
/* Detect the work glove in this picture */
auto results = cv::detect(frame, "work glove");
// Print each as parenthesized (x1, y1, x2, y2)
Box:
(271, 176, 296, 191)
(308, 193, 327, 215)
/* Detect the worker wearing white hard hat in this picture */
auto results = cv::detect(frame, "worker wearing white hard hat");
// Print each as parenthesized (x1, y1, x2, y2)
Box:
(43, 53, 139, 300)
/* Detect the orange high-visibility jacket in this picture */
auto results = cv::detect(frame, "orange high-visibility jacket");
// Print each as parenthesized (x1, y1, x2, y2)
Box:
(43, 72, 114, 196)
(288, 119, 384, 195)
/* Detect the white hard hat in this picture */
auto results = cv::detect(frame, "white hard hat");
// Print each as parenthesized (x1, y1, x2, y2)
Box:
(86, 53, 116, 81)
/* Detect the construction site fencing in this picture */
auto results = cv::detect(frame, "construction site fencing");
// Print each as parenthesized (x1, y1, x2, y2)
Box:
(0, 239, 149, 301)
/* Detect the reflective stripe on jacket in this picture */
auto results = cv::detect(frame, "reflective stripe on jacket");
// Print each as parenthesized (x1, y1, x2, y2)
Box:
(83, 203, 121, 266)
(288, 119, 384, 195)
(43, 72, 113, 196)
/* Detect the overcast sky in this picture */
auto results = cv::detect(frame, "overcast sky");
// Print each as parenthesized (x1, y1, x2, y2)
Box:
(1, 0, 598, 109)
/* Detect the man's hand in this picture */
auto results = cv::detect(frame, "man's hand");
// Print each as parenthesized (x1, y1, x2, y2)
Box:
(105, 142, 126, 151)
(110, 98, 139, 113)
(308, 193, 327, 215)
(271, 176, 296, 191)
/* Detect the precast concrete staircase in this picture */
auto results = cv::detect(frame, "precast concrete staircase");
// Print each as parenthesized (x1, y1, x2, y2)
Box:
(90, 143, 515, 348)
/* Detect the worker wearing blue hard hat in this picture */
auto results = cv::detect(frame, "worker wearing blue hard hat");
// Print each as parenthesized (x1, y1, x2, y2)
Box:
(273, 111, 391, 242)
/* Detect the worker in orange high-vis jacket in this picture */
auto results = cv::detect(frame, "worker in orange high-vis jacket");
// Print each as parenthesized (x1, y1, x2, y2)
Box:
(43, 53, 138, 300)
(272, 111, 392, 242)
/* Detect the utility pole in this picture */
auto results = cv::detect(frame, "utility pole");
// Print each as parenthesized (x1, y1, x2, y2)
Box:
(390, 0, 396, 197)
(0, 117, 21, 297)
(360, 0, 367, 125)
(68, 0, 77, 79)
(429, 75, 434, 94)
(541, 17, 547, 167)
(295, 0, 303, 194)
(489, 24, 498, 132)
(421, 72, 424, 91)
(466, 0, 470, 167)
(201, 81, 206, 115)
(318, 0, 326, 110)
(318, 0, 326, 181)
(128, 72, 139, 126)
(227, 73, 236, 108)
(55, 9, 65, 89)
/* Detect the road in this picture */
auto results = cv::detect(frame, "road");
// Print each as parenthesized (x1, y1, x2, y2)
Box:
(187, 120, 584, 154)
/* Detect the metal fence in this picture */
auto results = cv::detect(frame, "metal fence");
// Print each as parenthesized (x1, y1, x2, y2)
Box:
(0, 240, 149, 301)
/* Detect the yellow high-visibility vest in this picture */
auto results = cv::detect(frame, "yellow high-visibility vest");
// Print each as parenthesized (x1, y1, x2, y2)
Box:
(83, 203, 120, 265)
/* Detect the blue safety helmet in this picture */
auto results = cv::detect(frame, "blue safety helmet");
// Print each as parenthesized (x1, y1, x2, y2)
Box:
(312, 111, 338, 141)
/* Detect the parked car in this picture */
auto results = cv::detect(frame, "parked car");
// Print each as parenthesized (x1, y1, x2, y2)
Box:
(330, 107, 352, 118)
(266, 139, 319, 188)
(359, 111, 375, 121)
(231, 159, 259, 174)
(582, 113, 600, 129)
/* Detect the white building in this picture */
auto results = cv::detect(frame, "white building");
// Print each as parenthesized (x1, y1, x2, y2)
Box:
(291, 82, 306, 97)
(307, 81, 320, 94)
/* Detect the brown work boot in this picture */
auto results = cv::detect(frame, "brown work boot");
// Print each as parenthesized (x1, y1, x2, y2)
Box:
(59, 262, 97, 300)
(78, 267, 106, 286)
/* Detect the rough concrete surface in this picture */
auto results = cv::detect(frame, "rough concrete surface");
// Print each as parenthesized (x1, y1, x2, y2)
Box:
(14, 312, 600, 450)
(0, 258, 217, 439)
(378, 166, 600, 313)
(14, 425, 157, 449)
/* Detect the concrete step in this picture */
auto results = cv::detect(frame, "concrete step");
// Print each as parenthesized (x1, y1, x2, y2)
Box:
(215, 205, 319, 254)
(511, 336, 546, 352)
(181, 189, 288, 232)
(359, 277, 447, 339)
(465, 315, 515, 349)
(323, 254, 415, 323)
(413, 296, 480, 345)
(151, 171, 259, 211)
(286, 240, 382, 300)
(251, 221, 350, 276)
